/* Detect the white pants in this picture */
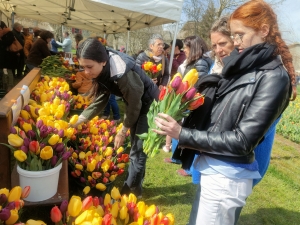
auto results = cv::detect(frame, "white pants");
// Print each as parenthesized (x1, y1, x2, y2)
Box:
(195, 173, 253, 225)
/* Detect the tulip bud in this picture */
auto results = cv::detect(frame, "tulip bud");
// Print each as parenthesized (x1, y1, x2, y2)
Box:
(20, 145, 28, 154)
(59, 200, 68, 214)
(23, 137, 30, 147)
(8, 186, 22, 202)
(55, 143, 65, 153)
(58, 129, 64, 138)
(29, 141, 40, 154)
(0, 193, 7, 205)
(80, 177, 86, 183)
(82, 186, 91, 195)
(93, 197, 100, 207)
(170, 76, 182, 91)
(10, 126, 17, 134)
(36, 120, 44, 129)
(62, 151, 71, 160)
(27, 130, 36, 139)
(50, 206, 62, 223)
(82, 196, 93, 210)
(14, 150, 27, 162)
(188, 94, 205, 110)
(158, 86, 167, 101)
(111, 187, 121, 200)
(67, 196, 82, 217)
(8, 134, 24, 148)
(6, 201, 16, 210)
(21, 186, 30, 199)
(0, 208, 11, 221)
(51, 155, 58, 167)
(175, 81, 189, 95)
(40, 146, 54, 160)
(184, 87, 197, 101)
(24, 105, 30, 112)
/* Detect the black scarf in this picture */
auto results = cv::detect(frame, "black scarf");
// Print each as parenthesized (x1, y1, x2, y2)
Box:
(218, 43, 276, 95)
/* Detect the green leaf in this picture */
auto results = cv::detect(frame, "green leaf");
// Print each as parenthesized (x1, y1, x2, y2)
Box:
(136, 133, 148, 140)
(0, 143, 17, 152)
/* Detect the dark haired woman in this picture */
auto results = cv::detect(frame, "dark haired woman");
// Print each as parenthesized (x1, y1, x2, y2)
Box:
(153, 0, 296, 223)
(26, 30, 54, 71)
(72, 37, 159, 197)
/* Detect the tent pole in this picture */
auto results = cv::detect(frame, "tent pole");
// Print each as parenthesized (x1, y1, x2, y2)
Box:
(127, 30, 130, 54)
(11, 12, 15, 28)
(168, 22, 179, 77)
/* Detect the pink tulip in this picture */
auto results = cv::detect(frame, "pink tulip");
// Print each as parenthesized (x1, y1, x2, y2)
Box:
(171, 76, 182, 91)
(21, 186, 30, 198)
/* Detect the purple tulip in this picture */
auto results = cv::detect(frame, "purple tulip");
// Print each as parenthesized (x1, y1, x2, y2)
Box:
(47, 127, 53, 133)
(10, 126, 17, 134)
(53, 128, 58, 134)
(55, 143, 65, 153)
(39, 143, 46, 149)
(23, 105, 30, 112)
(27, 130, 36, 139)
(58, 129, 64, 138)
(96, 161, 102, 171)
(59, 200, 68, 214)
(21, 145, 29, 154)
(0, 208, 11, 221)
(80, 177, 86, 183)
(184, 87, 197, 101)
(36, 120, 44, 129)
(0, 194, 7, 205)
(102, 136, 107, 142)
(62, 151, 71, 160)
(78, 146, 84, 151)
(171, 76, 182, 90)
(35, 108, 40, 116)
(23, 137, 30, 147)
(51, 155, 58, 167)
(6, 202, 15, 210)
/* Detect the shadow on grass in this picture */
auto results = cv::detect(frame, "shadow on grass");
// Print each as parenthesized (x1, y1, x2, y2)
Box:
(238, 207, 300, 225)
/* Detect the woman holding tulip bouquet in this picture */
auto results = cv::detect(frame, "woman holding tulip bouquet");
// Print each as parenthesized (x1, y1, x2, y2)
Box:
(71, 37, 159, 197)
(153, 0, 296, 224)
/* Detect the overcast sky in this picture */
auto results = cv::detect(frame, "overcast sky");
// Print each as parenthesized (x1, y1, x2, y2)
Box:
(275, 0, 300, 44)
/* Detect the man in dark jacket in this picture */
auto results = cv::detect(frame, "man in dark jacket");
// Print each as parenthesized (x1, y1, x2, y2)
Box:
(12, 22, 24, 78)
(169, 39, 186, 77)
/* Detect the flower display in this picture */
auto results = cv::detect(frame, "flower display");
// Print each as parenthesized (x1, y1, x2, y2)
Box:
(138, 69, 205, 157)
(40, 55, 72, 77)
(142, 61, 162, 79)
(71, 94, 93, 110)
(0, 186, 29, 225)
(68, 116, 130, 192)
(50, 187, 175, 225)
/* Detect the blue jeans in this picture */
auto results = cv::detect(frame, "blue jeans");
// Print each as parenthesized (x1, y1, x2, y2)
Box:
(103, 94, 120, 120)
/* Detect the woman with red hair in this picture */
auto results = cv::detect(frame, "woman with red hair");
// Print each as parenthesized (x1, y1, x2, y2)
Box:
(153, 0, 296, 224)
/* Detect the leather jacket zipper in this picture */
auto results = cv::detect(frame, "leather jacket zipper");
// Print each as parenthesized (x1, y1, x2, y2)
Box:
(234, 104, 246, 129)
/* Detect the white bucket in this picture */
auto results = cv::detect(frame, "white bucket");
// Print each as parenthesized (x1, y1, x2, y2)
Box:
(17, 163, 62, 202)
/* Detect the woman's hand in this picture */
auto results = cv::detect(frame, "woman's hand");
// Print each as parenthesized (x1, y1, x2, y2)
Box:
(153, 113, 182, 140)
(114, 132, 125, 149)
(158, 85, 164, 90)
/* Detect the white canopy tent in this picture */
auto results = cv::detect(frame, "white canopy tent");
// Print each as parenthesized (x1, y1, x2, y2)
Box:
(0, 0, 183, 33)
(0, 0, 184, 73)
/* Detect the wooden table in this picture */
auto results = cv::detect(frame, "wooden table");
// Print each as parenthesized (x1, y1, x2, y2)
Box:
(11, 161, 69, 206)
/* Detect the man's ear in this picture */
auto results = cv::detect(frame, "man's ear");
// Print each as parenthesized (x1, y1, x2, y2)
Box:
(260, 24, 270, 39)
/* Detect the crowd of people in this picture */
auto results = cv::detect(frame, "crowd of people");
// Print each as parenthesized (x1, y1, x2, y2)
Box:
(0, 0, 298, 224)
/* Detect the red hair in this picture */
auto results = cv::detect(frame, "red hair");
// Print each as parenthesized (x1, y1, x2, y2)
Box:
(230, 0, 297, 100)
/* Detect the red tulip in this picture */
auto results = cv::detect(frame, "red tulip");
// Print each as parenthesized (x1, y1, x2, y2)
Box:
(103, 214, 112, 225)
(158, 87, 167, 101)
(188, 94, 205, 110)
(82, 196, 93, 210)
(175, 81, 189, 95)
(29, 141, 40, 154)
(93, 197, 100, 207)
(50, 206, 62, 223)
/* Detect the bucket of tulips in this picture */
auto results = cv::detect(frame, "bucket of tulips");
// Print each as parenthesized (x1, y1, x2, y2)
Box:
(138, 69, 205, 157)
(49, 186, 175, 225)
(0, 186, 30, 225)
(68, 116, 130, 195)
(1, 115, 73, 202)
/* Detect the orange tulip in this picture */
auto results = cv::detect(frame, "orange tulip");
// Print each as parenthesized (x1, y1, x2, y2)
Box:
(50, 206, 62, 223)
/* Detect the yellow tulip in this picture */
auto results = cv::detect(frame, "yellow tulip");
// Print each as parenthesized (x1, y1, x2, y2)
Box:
(96, 183, 106, 191)
(75, 210, 88, 224)
(137, 201, 146, 216)
(109, 174, 117, 182)
(83, 186, 91, 195)
(75, 164, 83, 170)
(120, 195, 128, 207)
(53, 97, 61, 105)
(128, 193, 137, 204)
(79, 152, 86, 160)
(166, 213, 175, 225)
(40, 93, 48, 102)
(0, 188, 9, 197)
(182, 68, 198, 88)
(8, 134, 24, 147)
(25, 219, 46, 225)
(48, 134, 59, 145)
(101, 160, 110, 173)
(8, 186, 22, 202)
(92, 216, 102, 225)
(5, 209, 19, 225)
(111, 187, 121, 200)
(105, 147, 113, 157)
(22, 122, 32, 133)
(95, 205, 104, 217)
(87, 159, 96, 172)
(20, 110, 31, 120)
(66, 127, 75, 138)
(99, 123, 107, 130)
(111, 202, 119, 218)
(145, 204, 156, 218)
(14, 150, 27, 162)
(68, 195, 83, 217)
(119, 205, 128, 220)
(117, 163, 125, 169)
(90, 126, 98, 135)
(54, 110, 64, 120)
(104, 193, 111, 206)
(72, 152, 78, 159)
(40, 146, 53, 160)
(69, 115, 79, 125)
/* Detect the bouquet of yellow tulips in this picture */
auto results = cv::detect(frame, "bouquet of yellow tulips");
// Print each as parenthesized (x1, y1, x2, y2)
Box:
(49, 186, 175, 225)
(0, 186, 30, 225)
(138, 69, 205, 157)
(68, 116, 130, 193)
(142, 61, 162, 79)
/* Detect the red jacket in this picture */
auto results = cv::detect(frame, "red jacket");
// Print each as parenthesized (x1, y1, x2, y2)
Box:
(168, 51, 186, 76)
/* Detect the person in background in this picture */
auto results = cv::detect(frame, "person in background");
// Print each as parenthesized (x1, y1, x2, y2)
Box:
(163, 36, 213, 174)
(23, 28, 33, 75)
(12, 22, 24, 78)
(136, 34, 170, 89)
(71, 70, 93, 95)
(74, 33, 83, 50)
(71, 37, 159, 197)
(153, 0, 296, 224)
(32, 27, 41, 42)
(168, 39, 186, 77)
(0, 21, 17, 91)
(56, 31, 72, 53)
(50, 37, 60, 53)
(163, 43, 170, 58)
(26, 30, 54, 71)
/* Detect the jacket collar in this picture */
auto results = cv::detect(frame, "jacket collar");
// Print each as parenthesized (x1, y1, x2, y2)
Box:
(219, 56, 282, 97)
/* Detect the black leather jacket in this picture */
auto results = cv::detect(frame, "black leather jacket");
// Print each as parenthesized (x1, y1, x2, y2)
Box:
(178, 57, 291, 164)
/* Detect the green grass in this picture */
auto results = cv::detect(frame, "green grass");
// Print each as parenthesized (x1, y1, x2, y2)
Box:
(18, 99, 300, 225)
